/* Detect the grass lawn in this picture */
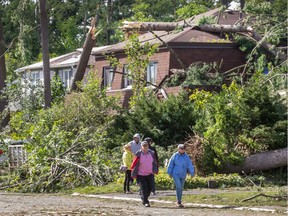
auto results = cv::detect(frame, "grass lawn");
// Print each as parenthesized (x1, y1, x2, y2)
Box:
(159, 187, 287, 207)
(73, 183, 287, 208)
(73, 183, 140, 194)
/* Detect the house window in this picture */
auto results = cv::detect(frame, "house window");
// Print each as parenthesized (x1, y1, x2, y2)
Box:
(147, 62, 157, 85)
(103, 67, 114, 88)
(59, 69, 73, 89)
(31, 71, 40, 85)
(123, 64, 133, 88)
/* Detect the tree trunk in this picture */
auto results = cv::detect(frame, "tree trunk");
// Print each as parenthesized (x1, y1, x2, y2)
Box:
(122, 21, 180, 31)
(70, 17, 97, 91)
(221, 148, 288, 174)
(106, 0, 112, 45)
(39, 0, 51, 108)
(122, 21, 252, 33)
(0, 15, 8, 127)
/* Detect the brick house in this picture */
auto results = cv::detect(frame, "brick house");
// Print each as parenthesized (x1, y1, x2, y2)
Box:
(92, 9, 247, 107)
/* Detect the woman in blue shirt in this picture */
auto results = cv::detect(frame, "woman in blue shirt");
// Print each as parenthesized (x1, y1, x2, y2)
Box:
(167, 144, 194, 207)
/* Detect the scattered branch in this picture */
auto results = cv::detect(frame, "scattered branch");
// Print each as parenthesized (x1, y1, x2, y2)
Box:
(240, 193, 288, 203)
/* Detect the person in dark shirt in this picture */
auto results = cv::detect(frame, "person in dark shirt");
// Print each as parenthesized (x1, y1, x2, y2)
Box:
(144, 137, 158, 195)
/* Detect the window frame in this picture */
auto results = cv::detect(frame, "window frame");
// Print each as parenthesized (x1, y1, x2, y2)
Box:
(103, 67, 115, 89)
(31, 71, 40, 85)
(123, 64, 133, 89)
(59, 68, 73, 89)
(146, 62, 158, 85)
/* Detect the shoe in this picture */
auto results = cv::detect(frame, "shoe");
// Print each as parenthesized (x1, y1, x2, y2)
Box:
(126, 191, 133, 194)
(144, 203, 150, 207)
(177, 203, 184, 208)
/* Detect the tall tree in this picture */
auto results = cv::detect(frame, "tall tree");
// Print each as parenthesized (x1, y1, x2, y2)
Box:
(106, 0, 112, 45)
(39, 0, 51, 108)
(0, 14, 8, 126)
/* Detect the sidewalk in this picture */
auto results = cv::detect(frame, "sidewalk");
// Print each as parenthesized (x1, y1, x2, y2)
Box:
(72, 190, 279, 214)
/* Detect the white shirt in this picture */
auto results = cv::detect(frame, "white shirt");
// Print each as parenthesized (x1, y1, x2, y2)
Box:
(130, 140, 141, 155)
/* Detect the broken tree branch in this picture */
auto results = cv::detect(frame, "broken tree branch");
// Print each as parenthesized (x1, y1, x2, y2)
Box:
(122, 21, 182, 31)
(51, 158, 99, 185)
(142, 25, 187, 70)
(240, 193, 288, 203)
(71, 13, 98, 91)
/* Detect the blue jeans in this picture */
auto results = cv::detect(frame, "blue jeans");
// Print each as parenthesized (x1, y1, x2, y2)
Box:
(173, 176, 185, 203)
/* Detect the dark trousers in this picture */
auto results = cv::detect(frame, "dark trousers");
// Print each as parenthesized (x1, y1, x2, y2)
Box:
(151, 174, 156, 193)
(137, 174, 153, 204)
(124, 170, 132, 192)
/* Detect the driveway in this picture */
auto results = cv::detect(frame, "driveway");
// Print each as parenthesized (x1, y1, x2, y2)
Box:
(0, 192, 285, 216)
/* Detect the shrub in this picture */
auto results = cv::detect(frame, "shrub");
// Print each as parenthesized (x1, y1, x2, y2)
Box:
(6, 72, 122, 192)
(189, 70, 287, 174)
(109, 91, 195, 149)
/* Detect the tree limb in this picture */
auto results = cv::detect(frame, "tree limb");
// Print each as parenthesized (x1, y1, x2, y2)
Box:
(121, 21, 287, 63)
(240, 193, 288, 203)
(142, 25, 187, 70)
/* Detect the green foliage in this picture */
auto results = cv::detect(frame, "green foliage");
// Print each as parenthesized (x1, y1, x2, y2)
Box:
(198, 16, 216, 25)
(176, 2, 207, 20)
(51, 74, 66, 104)
(106, 33, 158, 109)
(6, 72, 121, 192)
(166, 62, 224, 87)
(4, 75, 44, 116)
(155, 168, 286, 190)
(110, 91, 195, 149)
(124, 34, 158, 107)
(131, 0, 181, 22)
(243, 0, 287, 62)
(160, 187, 287, 207)
(189, 70, 287, 174)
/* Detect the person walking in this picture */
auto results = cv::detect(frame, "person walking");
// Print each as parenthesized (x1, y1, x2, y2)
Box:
(122, 144, 133, 194)
(167, 144, 194, 208)
(131, 141, 158, 207)
(144, 137, 158, 195)
(130, 133, 141, 155)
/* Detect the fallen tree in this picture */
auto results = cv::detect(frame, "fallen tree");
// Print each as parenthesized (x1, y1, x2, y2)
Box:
(121, 21, 287, 63)
(71, 15, 100, 91)
(221, 147, 287, 174)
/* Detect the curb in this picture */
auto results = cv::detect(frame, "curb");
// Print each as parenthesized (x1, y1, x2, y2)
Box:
(72, 193, 277, 213)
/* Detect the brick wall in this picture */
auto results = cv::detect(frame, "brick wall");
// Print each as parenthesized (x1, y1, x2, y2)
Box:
(95, 50, 171, 90)
(94, 44, 246, 108)
(169, 44, 246, 73)
(106, 88, 133, 108)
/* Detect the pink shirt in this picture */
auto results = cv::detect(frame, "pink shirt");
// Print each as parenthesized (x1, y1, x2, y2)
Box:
(138, 152, 153, 176)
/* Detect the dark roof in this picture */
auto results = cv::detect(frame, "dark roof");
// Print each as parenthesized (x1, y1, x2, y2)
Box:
(217, 10, 246, 25)
(92, 9, 244, 56)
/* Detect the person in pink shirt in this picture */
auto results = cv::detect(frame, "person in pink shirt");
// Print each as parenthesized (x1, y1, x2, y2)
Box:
(131, 141, 158, 207)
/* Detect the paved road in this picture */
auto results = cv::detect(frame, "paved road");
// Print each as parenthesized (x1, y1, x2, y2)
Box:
(0, 192, 285, 216)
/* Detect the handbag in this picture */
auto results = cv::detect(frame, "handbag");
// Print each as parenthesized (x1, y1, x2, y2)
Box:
(119, 165, 127, 172)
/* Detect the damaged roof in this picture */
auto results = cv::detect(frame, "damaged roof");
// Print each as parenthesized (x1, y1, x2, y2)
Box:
(92, 9, 244, 56)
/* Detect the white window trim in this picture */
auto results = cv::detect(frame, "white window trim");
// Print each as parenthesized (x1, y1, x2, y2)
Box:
(146, 62, 158, 85)
(103, 67, 114, 89)
(123, 64, 133, 89)
(58, 68, 73, 89)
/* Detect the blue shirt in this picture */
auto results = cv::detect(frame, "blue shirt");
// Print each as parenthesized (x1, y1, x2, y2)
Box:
(167, 152, 195, 178)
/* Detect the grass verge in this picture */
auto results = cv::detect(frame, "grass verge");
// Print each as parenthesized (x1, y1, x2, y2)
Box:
(159, 187, 287, 207)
